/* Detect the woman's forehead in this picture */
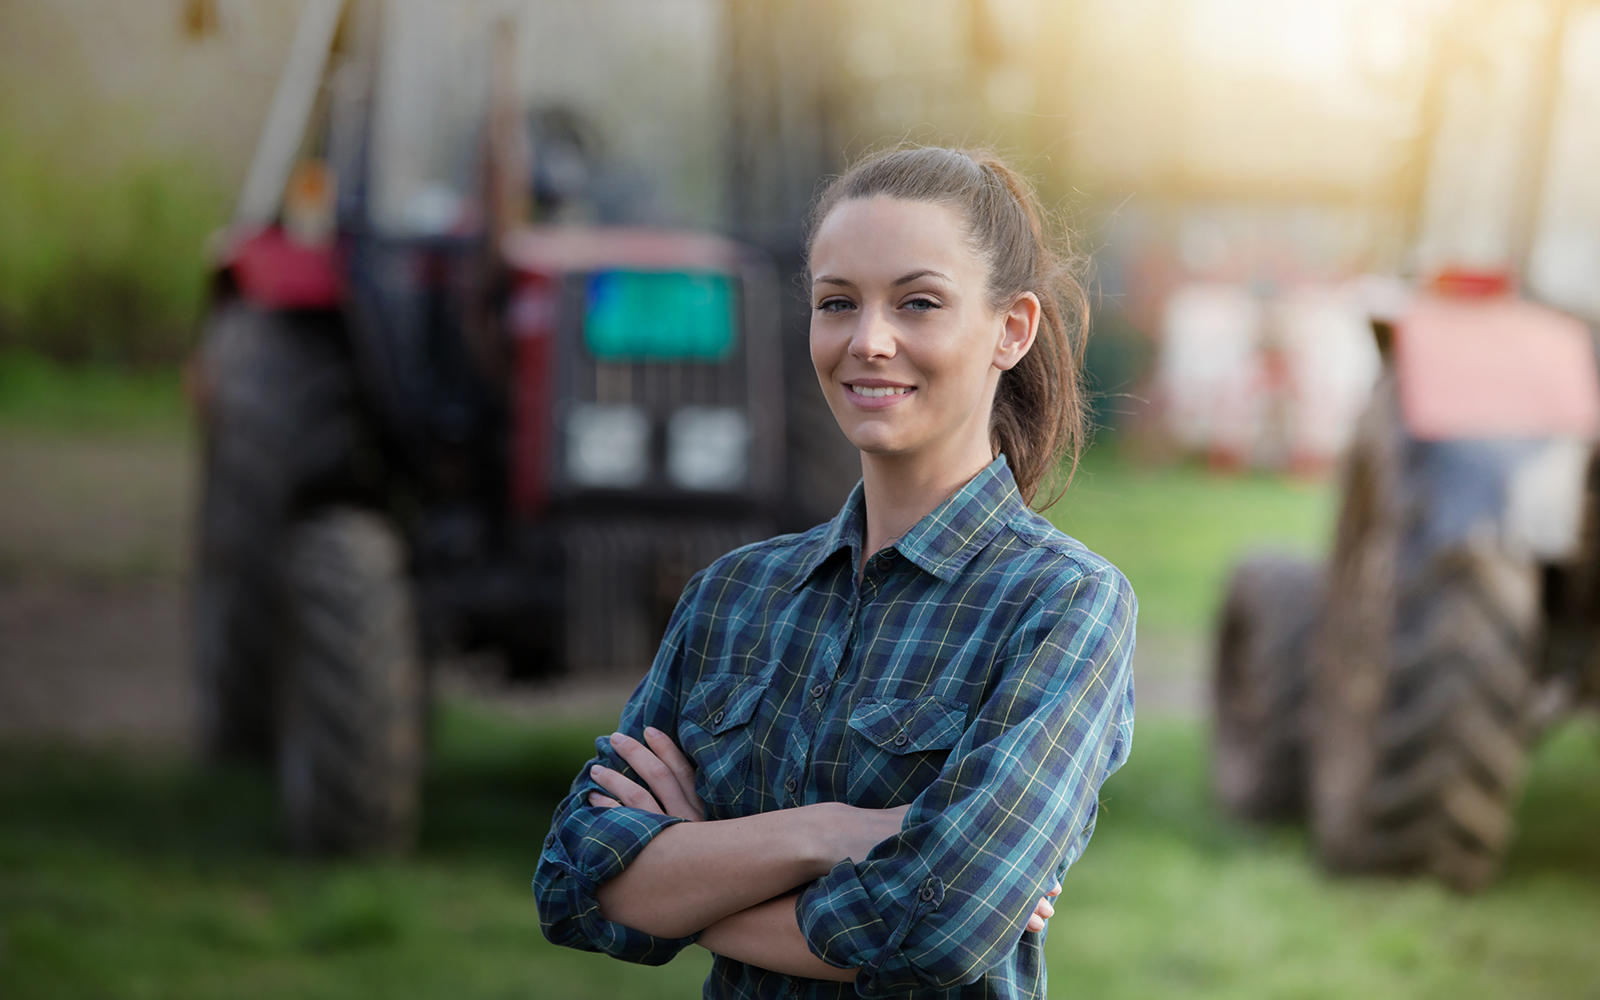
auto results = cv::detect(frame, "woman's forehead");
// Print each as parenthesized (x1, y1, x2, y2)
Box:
(810, 197, 980, 283)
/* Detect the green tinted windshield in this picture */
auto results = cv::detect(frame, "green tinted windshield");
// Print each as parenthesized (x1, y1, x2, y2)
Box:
(583, 271, 736, 361)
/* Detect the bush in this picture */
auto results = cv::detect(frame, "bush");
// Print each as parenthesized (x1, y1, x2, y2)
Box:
(0, 132, 226, 364)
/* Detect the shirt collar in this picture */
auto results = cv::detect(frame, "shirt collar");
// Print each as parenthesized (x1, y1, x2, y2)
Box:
(792, 455, 1023, 589)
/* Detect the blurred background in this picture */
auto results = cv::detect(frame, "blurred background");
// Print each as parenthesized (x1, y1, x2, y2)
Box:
(3, 0, 1600, 996)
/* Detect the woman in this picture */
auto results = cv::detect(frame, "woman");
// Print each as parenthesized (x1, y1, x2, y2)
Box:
(534, 146, 1136, 998)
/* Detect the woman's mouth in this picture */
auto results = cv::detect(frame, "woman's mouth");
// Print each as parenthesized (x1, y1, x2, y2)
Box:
(843, 381, 915, 411)
(847, 384, 913, 399)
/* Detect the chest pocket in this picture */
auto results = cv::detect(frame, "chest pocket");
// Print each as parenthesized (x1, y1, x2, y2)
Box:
(678, 672, 769, 811)
(846, 696, 967, 809)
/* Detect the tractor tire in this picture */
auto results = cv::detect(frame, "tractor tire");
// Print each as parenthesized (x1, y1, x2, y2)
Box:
(278, 508, 425, 855)
(1310, 374, 1539, 891)
(1212, 554, 1321, 822)
(193, 303, 357, 761)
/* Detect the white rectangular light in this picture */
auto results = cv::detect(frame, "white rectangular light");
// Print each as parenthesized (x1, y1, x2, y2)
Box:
(667, 407, 749, 491)
(566, 404, 650, 488)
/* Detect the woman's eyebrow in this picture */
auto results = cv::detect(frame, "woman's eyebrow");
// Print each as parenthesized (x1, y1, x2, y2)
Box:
(814, 269, 952, 289)
(892, 269, 952, 286)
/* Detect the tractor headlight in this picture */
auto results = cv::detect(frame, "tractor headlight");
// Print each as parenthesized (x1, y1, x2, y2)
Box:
(566, 404, 650, 488)
(667, 408, 750, 492)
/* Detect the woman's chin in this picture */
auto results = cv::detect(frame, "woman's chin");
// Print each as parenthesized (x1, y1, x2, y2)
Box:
(845, 428, 917, 458)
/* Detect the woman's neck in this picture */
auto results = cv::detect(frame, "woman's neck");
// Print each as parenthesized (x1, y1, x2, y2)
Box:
(858, 442, 994, 573)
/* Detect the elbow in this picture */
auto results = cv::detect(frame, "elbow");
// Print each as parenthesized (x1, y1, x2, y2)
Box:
(922, 958, 990, 991)
(906, 937, 1012, 990)
(532, 869, 592, 952)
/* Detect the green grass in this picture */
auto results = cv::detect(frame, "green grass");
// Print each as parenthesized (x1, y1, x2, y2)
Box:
(1049, 449, 1335, 632)
(4, 705, 1599, 998)
(0, 350, 190, 436)
(0, 706, 715, 1000)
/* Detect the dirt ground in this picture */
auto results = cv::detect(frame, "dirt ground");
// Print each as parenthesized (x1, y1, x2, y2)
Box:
(0, 431, 195, 746)
(0, 430, 1203, 750)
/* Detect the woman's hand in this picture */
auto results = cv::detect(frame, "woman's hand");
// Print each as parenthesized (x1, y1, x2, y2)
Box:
(588, 726, 706, 821)
(588, 731, 908, 866)
(1024, 880, 1061, 933)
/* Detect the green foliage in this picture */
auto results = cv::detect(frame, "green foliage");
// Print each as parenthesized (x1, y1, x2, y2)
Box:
(3, 707, 1599, 998)
(0, 130, 225, 363)
(1050, 449, 1335, 632)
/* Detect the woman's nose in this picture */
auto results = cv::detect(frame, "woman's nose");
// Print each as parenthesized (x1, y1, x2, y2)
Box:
(849, 307, 898, 361)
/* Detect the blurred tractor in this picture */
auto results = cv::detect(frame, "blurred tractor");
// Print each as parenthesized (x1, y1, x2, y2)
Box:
(1214, 0, 1600, 890)
(191, 0, 837, 854)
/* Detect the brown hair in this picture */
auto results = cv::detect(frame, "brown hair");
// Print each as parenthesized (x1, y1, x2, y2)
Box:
(804, 146, 1089, 507)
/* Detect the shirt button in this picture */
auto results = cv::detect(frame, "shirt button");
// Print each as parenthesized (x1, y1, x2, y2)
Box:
(809, 683, 825, 698)
(920, 884, 936, 902)
(785, 777, 798, 794)
(712, 709, 725, 726)
(786, 983, 800, 997)
(893, 731, 909, 747)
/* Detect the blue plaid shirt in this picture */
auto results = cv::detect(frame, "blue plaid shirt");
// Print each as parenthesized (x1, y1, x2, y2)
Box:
(534, 456, 1137, 998)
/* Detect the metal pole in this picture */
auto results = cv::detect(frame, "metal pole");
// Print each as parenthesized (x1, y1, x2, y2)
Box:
(233, 0, 347, 228)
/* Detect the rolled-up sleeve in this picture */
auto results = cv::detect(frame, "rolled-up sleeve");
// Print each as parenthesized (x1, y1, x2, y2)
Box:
(532, 575, 703, 964)
(796, 565, 1137, 995)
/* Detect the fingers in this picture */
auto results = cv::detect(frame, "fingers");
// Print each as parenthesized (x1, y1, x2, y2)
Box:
(1024, 890, 1057, 934)
(642, 726, 706, 820)
(588, 763, 664, 814)
(606, 732, 701, 821)
(1048, 880, 1062, 898)
(587, 792, 622, 808)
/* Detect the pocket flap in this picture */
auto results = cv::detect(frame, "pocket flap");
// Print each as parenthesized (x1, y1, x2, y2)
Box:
(685, 673, 768, 736)
(848, 696, 966, 754)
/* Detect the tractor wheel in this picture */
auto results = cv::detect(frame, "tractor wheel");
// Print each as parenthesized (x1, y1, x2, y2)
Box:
(1212, 554, 1321, 822)
(194, 303, 357, 761)
(279, 508, 425, 855)
(1310, 374, 1538, 891)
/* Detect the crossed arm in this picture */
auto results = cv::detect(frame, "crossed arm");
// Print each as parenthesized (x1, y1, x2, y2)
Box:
(587, 727, 1060, 981)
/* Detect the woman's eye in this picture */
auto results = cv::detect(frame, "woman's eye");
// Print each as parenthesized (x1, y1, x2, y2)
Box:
(903, 297, 940, 312)
(817, 298, 854, 314)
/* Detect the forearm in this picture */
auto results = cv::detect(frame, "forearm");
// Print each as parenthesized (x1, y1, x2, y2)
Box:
(595, 805, 835, 938)
(698, 894, 857, 982)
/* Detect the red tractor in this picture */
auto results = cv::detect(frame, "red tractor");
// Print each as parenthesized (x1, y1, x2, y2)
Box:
(1213, 0, 1600, 889)
(192, 0, 847, 853)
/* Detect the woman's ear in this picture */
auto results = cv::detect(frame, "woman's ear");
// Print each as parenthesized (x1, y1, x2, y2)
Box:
(994, 292, 1041, 372)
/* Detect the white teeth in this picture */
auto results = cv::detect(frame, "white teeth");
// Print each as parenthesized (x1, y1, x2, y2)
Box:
(850, 385, 911, 398)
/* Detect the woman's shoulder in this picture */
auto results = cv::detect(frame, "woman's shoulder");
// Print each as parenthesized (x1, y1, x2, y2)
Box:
(996, 505, 1135, 608)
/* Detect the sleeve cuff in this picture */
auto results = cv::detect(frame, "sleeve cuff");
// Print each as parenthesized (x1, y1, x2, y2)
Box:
(796, 860, 944, 995)
(536, 805, 698, 964)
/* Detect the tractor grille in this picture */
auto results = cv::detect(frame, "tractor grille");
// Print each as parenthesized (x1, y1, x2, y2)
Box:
(573, 353, 750, 412)
(550, 271, 768, 500)
(559, 270, 750, 413)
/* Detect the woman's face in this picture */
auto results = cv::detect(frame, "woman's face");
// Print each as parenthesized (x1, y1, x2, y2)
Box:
(808, 196, 1037, 465)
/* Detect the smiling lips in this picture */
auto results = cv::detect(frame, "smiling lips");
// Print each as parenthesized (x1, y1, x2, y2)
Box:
(844, 381, 915, 408)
